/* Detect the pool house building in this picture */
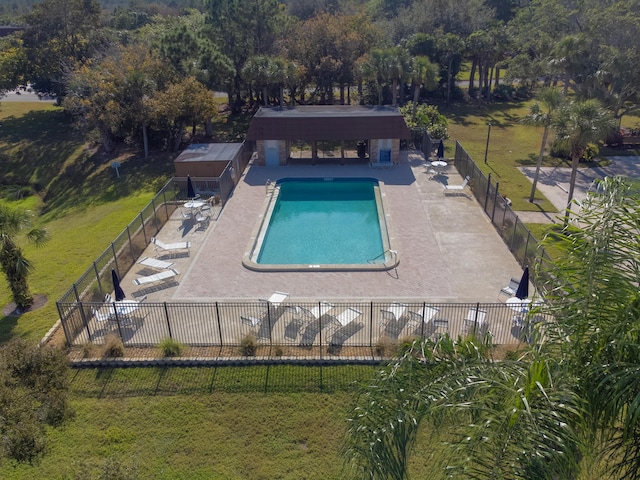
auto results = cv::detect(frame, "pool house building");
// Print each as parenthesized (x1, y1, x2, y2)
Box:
(245, 105, 411, 166)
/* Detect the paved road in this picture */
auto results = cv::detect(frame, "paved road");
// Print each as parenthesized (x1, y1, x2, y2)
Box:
(518, 156, 640, 223)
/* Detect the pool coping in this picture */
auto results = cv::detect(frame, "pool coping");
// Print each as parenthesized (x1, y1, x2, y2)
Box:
(242, 177, 399, 272)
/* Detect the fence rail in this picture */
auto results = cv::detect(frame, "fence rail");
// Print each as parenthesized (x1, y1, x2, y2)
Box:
(58, 300, 545, 353)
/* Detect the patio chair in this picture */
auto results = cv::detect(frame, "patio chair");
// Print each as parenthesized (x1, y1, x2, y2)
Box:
(443, 175, 470, 193)
(405, 306, 440, 335)
(499, 277, 520, 300)
(151, 237, 191, 258)
(195, 210, 210, 230)
(324, 307, 363, 342)
(241, 315, 262, 330)
(92, 307, 113, 323)
(137, 257, 175, 270)
(298, 301, 334, 321)
(284, 317, 307, 341)
(132, 268, 180, 286)
(463, 307, 487, 335)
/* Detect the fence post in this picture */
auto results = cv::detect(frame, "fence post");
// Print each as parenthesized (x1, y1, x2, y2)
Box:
(79, 302, 92, 344)
(474, 302, 480, 334)
(215, 301, 223, 346)
(484, 173, 492, 211)
(57, 302, 73, 345)
(523, 231, 531, 266)
(491, 182, 499, 221)
(93, 262, 103, 297)
(139, 212, 147, 246)
(420, 302, 426, 338)
(126, 226, 136, 263)
(164, 302, 172, 338)
(369, 301, 373, 348)
(318, 301, 323, 361)
(73, 283, 81, 303)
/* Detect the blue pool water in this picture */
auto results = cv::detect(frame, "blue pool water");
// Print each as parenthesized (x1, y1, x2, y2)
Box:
(256, 178, 385, 265)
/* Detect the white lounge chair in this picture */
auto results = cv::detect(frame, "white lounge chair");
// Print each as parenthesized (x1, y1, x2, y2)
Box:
(463, 307, 487, 334)
(137, 257, 175, 270)
(499, 277, 520, 299)
(324, 307, 363, 338)
(443, 175, 470, 192)
(151, 237, 191, 257)
(132, 268, 180, 286)
(298, 301, 334, 320)
(405, 306, 440, 334)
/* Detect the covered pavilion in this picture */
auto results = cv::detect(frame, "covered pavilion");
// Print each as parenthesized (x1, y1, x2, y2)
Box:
(245, 105, 411, 166)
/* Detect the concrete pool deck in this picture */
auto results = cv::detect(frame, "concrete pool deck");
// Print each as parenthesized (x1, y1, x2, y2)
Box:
(122, 150, 525, 304)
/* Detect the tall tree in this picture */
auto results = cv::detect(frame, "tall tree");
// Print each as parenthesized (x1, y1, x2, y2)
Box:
(19, 0, 104, 98)
(436, 32, 465, 106)
(0, 205, 49, 310)
(521, 88, 563, 203)
(552, 99, 615, 225)
(409, 56, 438, 119)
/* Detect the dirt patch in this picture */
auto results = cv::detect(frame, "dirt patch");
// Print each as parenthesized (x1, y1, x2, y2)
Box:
(2, 294, 48, 317)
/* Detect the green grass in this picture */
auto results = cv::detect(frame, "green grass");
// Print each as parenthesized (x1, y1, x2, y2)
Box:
(0, 365, 444, 480)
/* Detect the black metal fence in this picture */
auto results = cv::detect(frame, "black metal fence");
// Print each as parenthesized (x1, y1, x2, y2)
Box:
(58, 300, 544, 353)
(453, 141, 552, 287)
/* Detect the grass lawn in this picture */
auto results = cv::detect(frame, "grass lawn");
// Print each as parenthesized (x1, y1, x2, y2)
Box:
(0, 365, 445, 480)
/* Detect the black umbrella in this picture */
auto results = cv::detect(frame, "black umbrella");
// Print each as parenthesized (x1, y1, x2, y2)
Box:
(437, 141, 444, 159)
(187, 175, 196, 199)
(515, 266, 529, 300)
(111, 269, 126, 302)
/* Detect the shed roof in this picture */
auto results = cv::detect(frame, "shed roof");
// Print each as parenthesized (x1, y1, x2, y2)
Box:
(174, 143, 243, 163)
(246, 106, 411, 141)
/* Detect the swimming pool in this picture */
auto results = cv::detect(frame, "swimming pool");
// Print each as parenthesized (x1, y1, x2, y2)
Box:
(243, 178, 397, 271)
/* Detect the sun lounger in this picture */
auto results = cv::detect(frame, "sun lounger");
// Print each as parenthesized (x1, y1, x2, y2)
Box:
(137, 257, 175, 270)
(132, 268, 180, 286)
(151, 237, 191, 257)
(443, 176, 470, 192)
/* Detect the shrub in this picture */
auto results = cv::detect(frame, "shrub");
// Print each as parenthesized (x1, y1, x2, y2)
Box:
(240, 334, 257, 356)
(103, 334, 124, 358)
(581, 142, 599, 162)
(81, 342, 96, 358)
(374, 336, 398, 357)
(492, 84, 515, 101)
(158, 338, 183, 357)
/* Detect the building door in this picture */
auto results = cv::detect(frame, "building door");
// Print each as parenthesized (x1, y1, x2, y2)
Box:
(265, 140, 279, 166)
(378, 139, 392, 164)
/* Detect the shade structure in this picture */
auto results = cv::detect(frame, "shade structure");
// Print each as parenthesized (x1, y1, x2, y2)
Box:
(111, 269, 126, 302)
(187, 175, 196, 199)
(437, 140, 444, 159)
(515, 267, 529, 300)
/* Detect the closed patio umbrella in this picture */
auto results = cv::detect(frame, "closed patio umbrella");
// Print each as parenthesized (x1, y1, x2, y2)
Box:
(111, 269, 126, 302)
(515, 266, 529, 300)
(187, 175, 196, 199)
(437, 140, 444, 159)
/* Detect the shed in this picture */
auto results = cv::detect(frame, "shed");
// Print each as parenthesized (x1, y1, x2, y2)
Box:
(173, 143, 244, 178)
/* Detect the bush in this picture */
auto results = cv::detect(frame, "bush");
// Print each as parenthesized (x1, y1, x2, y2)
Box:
(158, 338, 183, 357)
(81, 342, 96, 358)
(492, 84, 515, 101)
(581, 142, 599, 162)
(103, 334, 124, 358)
(240, 334, 257, 356)
(0, 339, 72, 463)
(374, 336, 397, 357)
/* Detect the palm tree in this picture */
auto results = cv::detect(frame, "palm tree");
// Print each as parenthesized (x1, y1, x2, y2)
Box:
(521, 88, 563, 203)
(437, 32, 465, 107)
(0, 205, 49, 310)
(345, 177, 640, 480)
(409, 56, 438, 120)
(552, 99, 615, 225)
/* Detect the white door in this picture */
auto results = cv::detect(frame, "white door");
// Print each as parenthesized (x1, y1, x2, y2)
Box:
(265, 140, 279, 166)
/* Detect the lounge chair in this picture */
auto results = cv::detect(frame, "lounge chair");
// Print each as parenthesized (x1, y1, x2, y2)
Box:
(499, 277, 520, 300)
(137, 257, 175, 270)
(324, 307, 363, 339)
(405, 306, 440, 334)
(241, 315, 262, 329)
(298, 301, 334, 320)
(151, 237, 191, 257)
(443, 175, 470, 193)
(463, 307, 487, 335)
(132, 268, 180, 286)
